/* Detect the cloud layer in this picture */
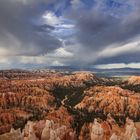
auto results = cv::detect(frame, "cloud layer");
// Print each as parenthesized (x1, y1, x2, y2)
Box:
(0, 0, 63, 57)
(0, 0, 140, 68)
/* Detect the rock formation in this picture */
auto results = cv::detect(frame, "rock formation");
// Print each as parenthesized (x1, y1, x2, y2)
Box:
(90, 119, 104, 140)
(109, 133, 118, 140)
(75, 86, 140, 119)
(0, 128, 23, 140)
(0, 70, 140, 140)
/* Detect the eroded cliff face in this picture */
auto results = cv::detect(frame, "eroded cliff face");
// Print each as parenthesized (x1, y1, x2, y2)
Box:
(0, 117, 140, 140)
(0, 71, 97, 135)
(78, 117, 140, 140)
(127, 76, 140, 85)
(0, 70, 140, 140)
(75, 86, 140, 120)
(121, 76, 140, 92)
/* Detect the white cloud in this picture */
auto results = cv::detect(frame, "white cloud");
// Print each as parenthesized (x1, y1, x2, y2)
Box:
(47, 47, 73, 58)
(57, 24, 75, 29)
(0, 48, 10, 56)
(52, 23, 75, 37)
(98, 36, 140, 58)
(6, 46, 73, 66)
(42, 11, 75, 38)
(17, 55, 66, 67)
(51, 60, 64, 66)
(94, 63, 140, 69)
(0, 57, 10, 64)
(79, 36, 140, 65)
(42, 11, 61, 26)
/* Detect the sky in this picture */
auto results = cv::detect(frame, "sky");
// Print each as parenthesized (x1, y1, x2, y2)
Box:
(0, 0, 140, 69)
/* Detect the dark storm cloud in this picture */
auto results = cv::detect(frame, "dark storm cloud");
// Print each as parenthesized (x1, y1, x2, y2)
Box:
(89, 7, 138, 49)
(64, 0, 140, 65)
(1, 0, 140, 68)
(94, 52, 140, 65)
(0, 0, 62, 56)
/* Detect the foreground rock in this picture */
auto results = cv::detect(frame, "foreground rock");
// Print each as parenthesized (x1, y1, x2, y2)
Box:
(0, 128, 23, 140)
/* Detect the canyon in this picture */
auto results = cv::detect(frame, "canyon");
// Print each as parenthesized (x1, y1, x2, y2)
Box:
(0, 69, 140, 140)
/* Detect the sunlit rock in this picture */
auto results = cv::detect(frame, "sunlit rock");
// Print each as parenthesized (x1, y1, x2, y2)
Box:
(91, 119, 104, 140)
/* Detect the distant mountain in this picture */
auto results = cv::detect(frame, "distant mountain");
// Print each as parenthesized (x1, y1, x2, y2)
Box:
(1, 66, 140, 77)
(46, 66, 140, 77)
